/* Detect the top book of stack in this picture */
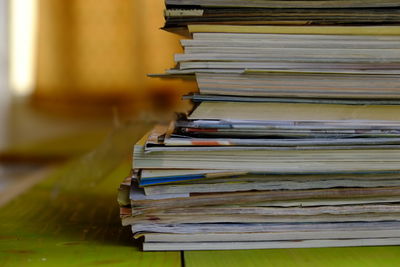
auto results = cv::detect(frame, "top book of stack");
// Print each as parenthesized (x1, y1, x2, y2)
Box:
(164, 0, 400, 33)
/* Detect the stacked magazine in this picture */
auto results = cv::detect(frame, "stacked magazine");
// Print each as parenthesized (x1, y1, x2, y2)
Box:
(119, 1, 400, 251)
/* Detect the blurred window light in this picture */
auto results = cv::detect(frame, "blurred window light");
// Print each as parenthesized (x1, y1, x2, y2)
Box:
(9, 0, 38, 96)
(0, 0, 7, 94)
(0, 0, 8, 150)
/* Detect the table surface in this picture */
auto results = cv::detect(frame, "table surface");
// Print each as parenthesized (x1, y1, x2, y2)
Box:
(1, 123, 400, 266)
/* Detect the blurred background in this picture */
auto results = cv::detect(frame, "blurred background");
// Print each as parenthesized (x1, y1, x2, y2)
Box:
(0, 0, 196, 203)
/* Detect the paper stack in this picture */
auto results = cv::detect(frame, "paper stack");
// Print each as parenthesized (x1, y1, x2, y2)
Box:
(119, 1, 400, 251)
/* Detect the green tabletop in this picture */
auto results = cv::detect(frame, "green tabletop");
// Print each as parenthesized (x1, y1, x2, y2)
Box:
(1, 123, 400, 266)
(0, 162, 180, 266)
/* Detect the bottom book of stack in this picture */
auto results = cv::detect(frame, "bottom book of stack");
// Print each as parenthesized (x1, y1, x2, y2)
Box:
(118, 168, 400, 251)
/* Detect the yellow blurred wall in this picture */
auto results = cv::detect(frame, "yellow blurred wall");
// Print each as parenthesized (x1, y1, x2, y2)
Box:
(34, 0, 195, 109)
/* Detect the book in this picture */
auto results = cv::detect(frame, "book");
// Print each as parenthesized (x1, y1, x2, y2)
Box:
(143, 238, 400, 251)
(164, 7, 400, 30)
(189, 101, 400, 121)
(166, 0, 400, 8)
(188, 24, 400, 35)
(194, 72, 400, 99)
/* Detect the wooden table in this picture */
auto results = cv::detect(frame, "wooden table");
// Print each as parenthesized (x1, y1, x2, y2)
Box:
(1, 123, 400, 266)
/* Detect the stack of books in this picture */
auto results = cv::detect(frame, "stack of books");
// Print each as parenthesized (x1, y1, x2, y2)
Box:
(119, 1, 400, 251)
